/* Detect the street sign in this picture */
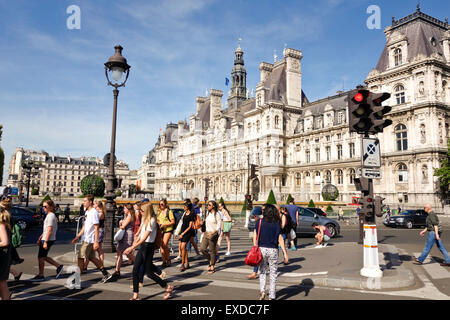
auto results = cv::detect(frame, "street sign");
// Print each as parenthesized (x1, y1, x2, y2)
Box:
(362, 138, 381, 168)
(362, 168, 382, 179)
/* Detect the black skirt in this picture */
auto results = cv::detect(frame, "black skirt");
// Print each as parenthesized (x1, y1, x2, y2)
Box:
(0, 245, 11, 281)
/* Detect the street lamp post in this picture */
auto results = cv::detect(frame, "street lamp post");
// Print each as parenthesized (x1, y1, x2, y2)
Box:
(103, 45, 131, 253)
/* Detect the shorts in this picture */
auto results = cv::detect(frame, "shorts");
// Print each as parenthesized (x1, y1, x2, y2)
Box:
(323, 235, 330, 242)
(78, 242, 96, 260)
(38, 240, 55, 258)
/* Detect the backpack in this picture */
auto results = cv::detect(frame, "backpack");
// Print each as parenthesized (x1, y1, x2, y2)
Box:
(284, 213, 293, 232)
(165, 209, 179, 227)
(11, 223, 23, 248)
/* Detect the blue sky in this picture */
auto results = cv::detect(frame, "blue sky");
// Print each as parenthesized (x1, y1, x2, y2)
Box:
(1, 0, 449, 183)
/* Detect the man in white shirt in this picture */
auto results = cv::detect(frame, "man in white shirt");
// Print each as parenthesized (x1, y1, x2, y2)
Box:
(72, 195, 112, 284)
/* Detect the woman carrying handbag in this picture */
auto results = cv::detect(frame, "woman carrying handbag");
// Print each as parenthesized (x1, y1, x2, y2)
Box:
(253, 204, 283, 300)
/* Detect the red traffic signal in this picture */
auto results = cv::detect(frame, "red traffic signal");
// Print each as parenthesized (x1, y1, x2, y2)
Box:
(204, 196, 208, 201)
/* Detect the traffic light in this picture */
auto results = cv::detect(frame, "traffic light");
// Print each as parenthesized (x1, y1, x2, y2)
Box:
(348, 89, 372, 134)
(245, 194, 253, 210)
(359, 195, 374, 218)
(374, 196, 386, 217)
(250, 164, 257, 179)
(369, 92, 392, 133)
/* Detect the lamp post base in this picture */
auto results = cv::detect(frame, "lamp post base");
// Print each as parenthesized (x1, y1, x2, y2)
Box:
(103, 193, 117, 253)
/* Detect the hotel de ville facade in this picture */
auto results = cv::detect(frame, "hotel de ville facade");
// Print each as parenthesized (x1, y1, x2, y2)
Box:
(153, 8, 450, 213)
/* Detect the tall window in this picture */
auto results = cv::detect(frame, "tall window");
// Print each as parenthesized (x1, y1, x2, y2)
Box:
(336, 170, 343, 185)
(337, 145, 343, 160)
(395, 85, 406, 104)
(325, 170, 332, 184)
(326, 146, 331, 161)
(274, 115, 280, 129)
(256, 120, 260, 133)
(394, 48, 402, 66)
(349, 143, 355, 158)
(315, 148, 320, 162)
(295, 173, 301, 186)
(395, 124, 408, 151)
(306, 150, 310, 163)
(337, 111, 344, 124)
(398, 163, 408, 182)
(349, 169, 356, 184)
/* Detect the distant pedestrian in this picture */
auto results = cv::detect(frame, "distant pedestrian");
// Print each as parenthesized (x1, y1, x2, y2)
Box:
(63, 204, 71, 224)
(125, 203, 173, 300)
(55, 204, 62, 222)
(312, 222, 331, 248)
(89, 200, 105, 266)
(200, 201, 221, 274)
(175, 201, 196, 271)
(217, 202, 232, 258)
(0, 199, 12, 300)
(356, 206, 361, 216)
(414, 203, 450, 267)
(338, 207, 344, 221)
(114, 203, 136, 278)
(30, 199, 64, 281)
(285, 199, 298, 250)
(71, 195, 112, 284)
(397, 206, 401, 215)
(157, 199, 175, 267)
(255, 203, 283, 300)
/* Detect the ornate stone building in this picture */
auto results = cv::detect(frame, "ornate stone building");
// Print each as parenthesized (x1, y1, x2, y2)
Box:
(154, 8, 450, 212)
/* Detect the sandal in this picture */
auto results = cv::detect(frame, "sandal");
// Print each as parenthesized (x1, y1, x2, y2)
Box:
(207, 267, 215, 274)
(130, 296, 140, 300)
(163, 285, 174, 300)
(14, 272, 23, 282)
(179, 264, 185, 272)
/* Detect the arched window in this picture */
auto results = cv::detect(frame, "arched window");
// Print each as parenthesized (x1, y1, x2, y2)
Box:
(398, 163, 408, 182)
(247, 122, 252, 133)
(295, 172, 301, 186)
(336, 170, 343, 185)
(395, 124, 408, 151)
(325, 170, 332, 184)
(274, 115, 280, 129)
(394, 48, 402, 66)
(315, 171, 321, 185)
(349, 169, 356, 184)
(395, 85, 406, 104)
(266, 115, 270, 129)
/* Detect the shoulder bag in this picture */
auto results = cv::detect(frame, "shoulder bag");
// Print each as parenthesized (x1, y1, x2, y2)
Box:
(245, 218, 263, 266)
(114, 228, 125, 242)
(174, 212, 185, 236)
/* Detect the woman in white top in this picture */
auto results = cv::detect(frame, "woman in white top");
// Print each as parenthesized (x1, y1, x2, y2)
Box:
(200, 201, 221, 274)
(124, 203, 174, 300)
(31, 200, 64, 281)
(216, 202, 232, 259)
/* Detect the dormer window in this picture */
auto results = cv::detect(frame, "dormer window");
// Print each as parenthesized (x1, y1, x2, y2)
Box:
(394, 48, 402, 66)
(430, 37, 437, 47)
(395, 84, 406, 104)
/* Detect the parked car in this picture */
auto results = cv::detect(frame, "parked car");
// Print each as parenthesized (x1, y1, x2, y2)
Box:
(248, 206, 340, 238)
(383, 209, 427, 229)
(10, 206, 41, 230)
(306, 207, 327, 217)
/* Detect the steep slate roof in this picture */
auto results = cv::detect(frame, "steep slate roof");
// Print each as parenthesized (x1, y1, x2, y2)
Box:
(197, 99, 211, 124)
(376, 10, 449, 72)
(303, 93, 348, 116)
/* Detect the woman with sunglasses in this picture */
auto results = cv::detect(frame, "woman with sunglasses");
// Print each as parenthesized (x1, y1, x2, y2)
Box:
(31, 200, 64, 281)
(200, 201, 221, 274)
(175, 201, 195, 271)
(157, 199, 175, 267)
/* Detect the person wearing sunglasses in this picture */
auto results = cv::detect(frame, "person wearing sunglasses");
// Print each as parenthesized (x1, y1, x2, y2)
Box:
(30, 200, 64, 281)
(157, 199, 175, 267)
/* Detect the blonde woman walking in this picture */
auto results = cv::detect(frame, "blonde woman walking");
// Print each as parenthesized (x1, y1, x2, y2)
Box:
(124, 203, 174, 300)
(114, 203, 135, 278)
(0, 200, 12, 300)
(157, 199, 175, 267)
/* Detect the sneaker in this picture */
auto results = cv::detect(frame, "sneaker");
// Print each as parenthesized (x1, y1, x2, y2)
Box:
(289, 246, 297, 251)
(413, 257, 423, 265)
(30, 275, 45, 281)
(56, 265, 64, 279)
(100, 273, 113, 284)
(174, 256, 180, 261)
(315, 245, 323, 249)
(440, 262, 450, 267)
(322, 243, 328, 247)
(225, 251, 231, 256)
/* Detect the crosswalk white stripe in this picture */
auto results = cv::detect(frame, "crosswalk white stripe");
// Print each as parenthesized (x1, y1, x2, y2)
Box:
(414, 253, 450, 280)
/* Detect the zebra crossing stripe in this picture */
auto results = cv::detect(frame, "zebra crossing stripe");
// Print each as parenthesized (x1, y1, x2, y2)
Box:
(414, 253, 450, 280)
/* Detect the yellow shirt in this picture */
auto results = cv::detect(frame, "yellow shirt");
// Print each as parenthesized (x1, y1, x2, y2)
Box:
(157, 209, 175, 233)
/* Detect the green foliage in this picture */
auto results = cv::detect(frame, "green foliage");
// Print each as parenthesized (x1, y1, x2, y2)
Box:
(286, 194, 293, 204)
(219, 197, 225, 205)
(326, 205, 333, 212)
(266, 190, 277, 205)
(116, 189, 122, 197)
(81, 175, 105, 197)
(434, 140, 450, 199)
(308, 199, 315, 208)
(39, 194, 52, 207)
(129, 184, 137, 195)
(241, 200, 247, 212)
(31, 188, 39, 196)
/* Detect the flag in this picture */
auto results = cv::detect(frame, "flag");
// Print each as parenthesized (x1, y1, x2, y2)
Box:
(225, 77, 230, 86)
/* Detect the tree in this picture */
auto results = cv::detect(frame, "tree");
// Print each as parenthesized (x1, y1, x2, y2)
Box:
(286, 194, 293, 204)
(434, 140, 450, 199)
(129, 184, 137, 196)
(326, 205, 333, 213)
(39, 194, 52, 207)
(308, 199, 315, 208)
(31, 188, 39, 196)
(219, 197, 225, 205)
(266, 190, 277, 205)
(80, 175, 105, 197)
